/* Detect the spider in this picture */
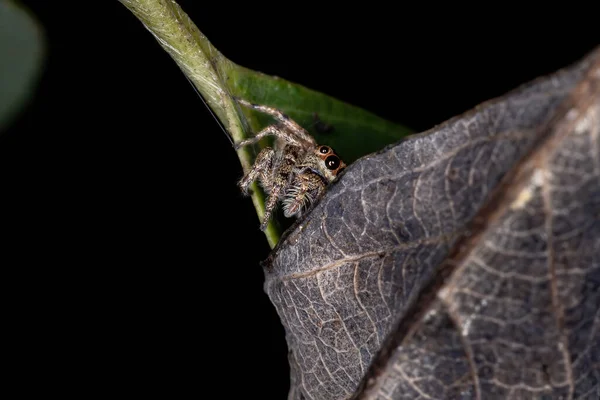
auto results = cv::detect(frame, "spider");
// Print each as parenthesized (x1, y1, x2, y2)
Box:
(234, 98, 346, 231)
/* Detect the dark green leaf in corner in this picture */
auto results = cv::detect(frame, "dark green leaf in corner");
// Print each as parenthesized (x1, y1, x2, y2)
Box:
(119, 0, 412, 247)
(0, 1, 45, 132)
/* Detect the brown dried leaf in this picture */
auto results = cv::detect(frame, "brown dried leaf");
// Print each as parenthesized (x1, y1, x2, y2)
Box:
(264, 48, 600, 400)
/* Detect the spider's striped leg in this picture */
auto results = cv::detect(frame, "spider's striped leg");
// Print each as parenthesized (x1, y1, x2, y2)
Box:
(235, 98, 316, 145)
(260, 183, 285, 231)
(238, 147, 274, 195)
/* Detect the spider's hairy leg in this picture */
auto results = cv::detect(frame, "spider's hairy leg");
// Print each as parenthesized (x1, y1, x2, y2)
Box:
(257, 144, 301, 230)
(233, 124, 302, 150)
(283, 172, 326, 218)
(238, 147, 274, 195)
(235, 98, 316, 145)
(261, 183, 284, 231)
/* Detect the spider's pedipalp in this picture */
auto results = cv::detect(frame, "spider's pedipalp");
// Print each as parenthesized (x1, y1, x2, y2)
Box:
(283, 172, 326, 218)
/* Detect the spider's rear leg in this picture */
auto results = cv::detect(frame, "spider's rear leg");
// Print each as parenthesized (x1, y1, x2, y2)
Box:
(234, 123, 302, 150)
(238, 147, 274, 195)
(235, 98, 316, 146)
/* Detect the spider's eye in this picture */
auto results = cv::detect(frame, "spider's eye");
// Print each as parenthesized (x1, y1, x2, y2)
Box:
(319, 146, 330, 154)
(325, 155, 340, 170)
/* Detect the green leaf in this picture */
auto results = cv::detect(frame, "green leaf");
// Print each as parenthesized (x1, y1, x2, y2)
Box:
(227, 67, 412, 164)
(0, 1, 45, 131)
(119, 0, 412, 248)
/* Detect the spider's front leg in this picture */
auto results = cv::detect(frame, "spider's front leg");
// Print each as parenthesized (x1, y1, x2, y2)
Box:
(238, 147, 274, 195)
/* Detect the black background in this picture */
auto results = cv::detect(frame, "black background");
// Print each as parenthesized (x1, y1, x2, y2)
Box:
(3, 2, 598, 398)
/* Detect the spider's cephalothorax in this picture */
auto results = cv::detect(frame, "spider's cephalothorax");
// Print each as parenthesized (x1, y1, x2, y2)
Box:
(234, 99, 346, 231)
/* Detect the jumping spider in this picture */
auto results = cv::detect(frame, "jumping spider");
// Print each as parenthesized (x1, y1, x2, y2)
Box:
(234, 98, 346, 231)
